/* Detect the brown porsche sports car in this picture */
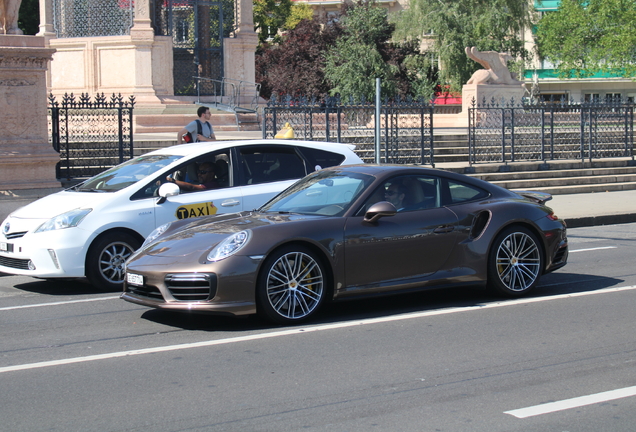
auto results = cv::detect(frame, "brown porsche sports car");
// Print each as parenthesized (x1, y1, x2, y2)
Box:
(121, 165, 568, 324)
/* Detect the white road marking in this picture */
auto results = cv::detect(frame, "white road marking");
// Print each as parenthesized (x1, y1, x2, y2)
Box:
(0, 296, 120, 311)
(505, 386, 636, 418)
(1, 284, 636, 375)
(570, 246, 617, 253)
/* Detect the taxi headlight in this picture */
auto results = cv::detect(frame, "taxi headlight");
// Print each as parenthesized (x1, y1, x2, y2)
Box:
(142, 222, 172, 248)
(35, 208, 92, 233)
(207, 230, 251, 262)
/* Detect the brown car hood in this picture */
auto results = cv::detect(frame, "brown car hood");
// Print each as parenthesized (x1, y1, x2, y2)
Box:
(141, 211, 322, 258)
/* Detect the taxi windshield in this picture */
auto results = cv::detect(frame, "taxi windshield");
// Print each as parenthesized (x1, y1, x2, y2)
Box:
(76, 155, 183, 192)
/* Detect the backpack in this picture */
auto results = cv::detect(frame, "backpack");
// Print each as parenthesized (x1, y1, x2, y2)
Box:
(182, 120, 211, 143)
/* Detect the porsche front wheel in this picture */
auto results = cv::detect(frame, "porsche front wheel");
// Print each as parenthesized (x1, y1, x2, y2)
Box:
(257, 246, 327, 324)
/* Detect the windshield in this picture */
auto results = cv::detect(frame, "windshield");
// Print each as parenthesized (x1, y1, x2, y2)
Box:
(260, 170, 373, 216)
(76, 154, 183, 192)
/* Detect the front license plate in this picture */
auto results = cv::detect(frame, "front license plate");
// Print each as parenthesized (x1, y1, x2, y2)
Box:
(0, 242, 13, 253)
(126, 273, 144, 286)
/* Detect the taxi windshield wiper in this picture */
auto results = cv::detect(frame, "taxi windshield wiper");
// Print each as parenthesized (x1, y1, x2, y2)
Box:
(76, 187, 108, 192)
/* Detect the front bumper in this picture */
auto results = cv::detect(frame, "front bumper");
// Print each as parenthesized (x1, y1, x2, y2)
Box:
(121, 255, 262, 316)
(0, 223, 92, 278)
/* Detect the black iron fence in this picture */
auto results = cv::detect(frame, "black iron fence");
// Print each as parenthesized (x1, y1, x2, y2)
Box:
(49, 93, 135, 180)
(263, 95, 435, 166)
(469, 98, 635, 165)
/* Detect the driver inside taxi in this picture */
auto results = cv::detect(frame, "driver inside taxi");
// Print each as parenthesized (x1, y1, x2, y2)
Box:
(166, 162, 219, 191)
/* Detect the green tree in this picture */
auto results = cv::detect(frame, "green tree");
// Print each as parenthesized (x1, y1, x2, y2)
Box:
(536, 0, 636, 78)
(19, 0, 40, 35)
(285, 2, 314, 31)
(393, 0, 533, 90)
(324, 1, 433, 101)
(254, 0, 313, 45)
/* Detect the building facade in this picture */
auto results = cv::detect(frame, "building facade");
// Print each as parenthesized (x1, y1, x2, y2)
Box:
(38, 0, 258, 112)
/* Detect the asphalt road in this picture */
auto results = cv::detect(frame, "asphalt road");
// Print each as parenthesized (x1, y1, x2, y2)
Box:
(1, 223, 636, 432)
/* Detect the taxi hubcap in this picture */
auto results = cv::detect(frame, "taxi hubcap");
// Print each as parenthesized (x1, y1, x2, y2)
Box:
(100, 242, 134, 284)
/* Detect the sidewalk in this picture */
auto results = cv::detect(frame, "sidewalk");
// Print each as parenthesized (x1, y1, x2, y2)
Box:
(1, 131, 635, 228)
(548, 190, 636, 228)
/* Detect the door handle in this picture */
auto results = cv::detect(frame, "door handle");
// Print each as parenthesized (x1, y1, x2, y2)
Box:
(434, 225, 455, 234)
(221, 200, 240, 207)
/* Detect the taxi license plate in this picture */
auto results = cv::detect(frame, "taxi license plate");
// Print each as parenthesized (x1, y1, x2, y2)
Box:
(126, 273, 144, 286)
(0, 242, 13, 253)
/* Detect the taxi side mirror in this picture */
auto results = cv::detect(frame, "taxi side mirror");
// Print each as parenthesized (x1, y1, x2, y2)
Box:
(364, 201, 397, 224)
(157, 182, 180, 204)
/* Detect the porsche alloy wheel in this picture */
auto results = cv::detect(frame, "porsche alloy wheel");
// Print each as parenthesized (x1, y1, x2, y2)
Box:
(488, 226, 543, 296)
(257, 246, 326, 324)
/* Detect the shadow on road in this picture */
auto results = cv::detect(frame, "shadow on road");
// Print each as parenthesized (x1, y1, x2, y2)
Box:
(138, 272, 625, 332)
(8, 277, 120, 296)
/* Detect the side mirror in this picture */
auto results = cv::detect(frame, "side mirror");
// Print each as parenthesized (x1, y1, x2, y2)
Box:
(157, 182, 180, 204)
(364, 201, 397, 223)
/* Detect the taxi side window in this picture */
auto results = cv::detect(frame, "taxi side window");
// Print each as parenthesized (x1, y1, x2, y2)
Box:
(130, 150, 232, 200)
(238, 146, 306, 185)
(297, 147, 346, 171)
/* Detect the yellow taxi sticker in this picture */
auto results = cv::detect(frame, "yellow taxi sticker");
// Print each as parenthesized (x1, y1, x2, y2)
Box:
(175, 202, 218, 219)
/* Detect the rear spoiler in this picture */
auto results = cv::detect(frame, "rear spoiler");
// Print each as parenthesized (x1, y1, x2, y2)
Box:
(513, 190, 553, 205)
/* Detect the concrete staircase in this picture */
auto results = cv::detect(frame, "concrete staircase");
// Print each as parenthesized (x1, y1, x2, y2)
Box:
(443, 158, 636, 195)
(429, 133, 636, 194)
(134, 101, 260, 134)
(433, 134, 470, 164)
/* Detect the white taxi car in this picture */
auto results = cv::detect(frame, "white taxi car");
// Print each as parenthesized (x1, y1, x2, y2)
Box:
(0, 139, 362, 290)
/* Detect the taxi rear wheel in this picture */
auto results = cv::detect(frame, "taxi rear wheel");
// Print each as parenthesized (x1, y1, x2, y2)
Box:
(86, 232, 141, 291)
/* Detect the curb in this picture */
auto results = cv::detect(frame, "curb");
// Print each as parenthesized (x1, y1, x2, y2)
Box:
(564, 213, 636, 229)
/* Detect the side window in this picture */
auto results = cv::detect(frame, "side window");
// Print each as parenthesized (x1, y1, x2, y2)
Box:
(297, 147, 346, 171)
(172, 150, 232, 192)
(130, 150, 232, 200)
(238, 146, 306, 185)
(447, 180, 489, 204)
(356, 175, 441, 214)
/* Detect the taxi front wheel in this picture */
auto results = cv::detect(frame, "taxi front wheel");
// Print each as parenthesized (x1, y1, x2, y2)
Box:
(86, 232, 141, 291)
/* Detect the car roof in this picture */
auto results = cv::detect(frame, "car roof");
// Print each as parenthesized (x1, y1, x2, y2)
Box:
(323, 164, 516, 196)
(145, 139, 356, 157)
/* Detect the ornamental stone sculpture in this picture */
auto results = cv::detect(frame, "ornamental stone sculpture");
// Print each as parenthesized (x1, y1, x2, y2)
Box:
(465, 46, 523, 86)
(0, 0, 22, 35)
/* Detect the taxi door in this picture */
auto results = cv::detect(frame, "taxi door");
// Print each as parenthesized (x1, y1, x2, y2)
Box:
(152, 149, 244, 227)
(153, 187, 244, 227)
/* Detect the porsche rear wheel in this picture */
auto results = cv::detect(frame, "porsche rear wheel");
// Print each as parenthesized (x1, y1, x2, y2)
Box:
(488, 226, 543, 297)
(257, 246, 327, 324)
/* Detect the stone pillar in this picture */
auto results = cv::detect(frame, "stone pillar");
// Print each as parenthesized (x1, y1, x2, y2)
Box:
(458, 83, 526, 127)
(462, 83, 526, 113)
(224, 0, 258, 88)
(128, 0, 163, 108)
(0, 36, 59, 191)
(37, 0, 56, 40)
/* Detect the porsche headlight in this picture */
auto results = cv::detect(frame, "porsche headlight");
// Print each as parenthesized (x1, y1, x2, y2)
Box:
(143, 222, 172, 248)
(207, 230, 251, 262)
(35, 208, 92, 233)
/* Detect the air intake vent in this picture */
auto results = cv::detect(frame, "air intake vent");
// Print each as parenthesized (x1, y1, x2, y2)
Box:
(0, 255, 30, 270)
(127, 284, 163, 301)
(5, 231, 27, 240)
(165, 273, 217, 301)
